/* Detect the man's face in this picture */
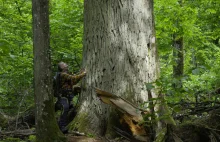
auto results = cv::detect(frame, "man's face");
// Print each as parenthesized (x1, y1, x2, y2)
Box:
(62, 63, 68, 72)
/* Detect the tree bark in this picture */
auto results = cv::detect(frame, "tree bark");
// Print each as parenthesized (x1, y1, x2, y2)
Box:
(173, 36, 183, 79)
(172, 0, 184, 88)
(72, 0, 159, 139)
(32, 0, 66, 141)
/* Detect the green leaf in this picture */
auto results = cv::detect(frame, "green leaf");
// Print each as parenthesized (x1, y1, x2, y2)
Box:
(192, 68, 200, 75)
(145, 83, 155, 91)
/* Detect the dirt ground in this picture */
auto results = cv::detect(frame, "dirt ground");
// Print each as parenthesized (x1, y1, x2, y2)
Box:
(66, 134, 130, 142)
(67, 135, 104, 142)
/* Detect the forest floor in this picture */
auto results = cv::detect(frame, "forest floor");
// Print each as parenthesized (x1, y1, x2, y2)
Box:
(67, 135, 103, 142)
(66, 134, 129, 142)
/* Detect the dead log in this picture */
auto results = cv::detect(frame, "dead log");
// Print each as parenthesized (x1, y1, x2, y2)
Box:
(0, 129, 35, 139)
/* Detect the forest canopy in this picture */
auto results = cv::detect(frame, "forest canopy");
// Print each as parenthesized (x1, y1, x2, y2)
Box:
(0, 0, 220, 141)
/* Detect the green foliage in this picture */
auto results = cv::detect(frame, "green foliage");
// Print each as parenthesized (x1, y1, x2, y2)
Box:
(0, 137, 25, 142)
(155, 0, 220, 106)
(0, 0, 219, 139)
(50, 0, 84, 72)
(0, 113, 7, 128)
(28, 135, 36, 142)
(0, 0, 84, 116)
(0, 0, 33, 115)
(87, 133, 95, 138)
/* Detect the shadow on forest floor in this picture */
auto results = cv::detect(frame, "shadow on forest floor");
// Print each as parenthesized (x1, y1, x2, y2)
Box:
(66, 135, 129, 142)
(67, 135, 103, 142)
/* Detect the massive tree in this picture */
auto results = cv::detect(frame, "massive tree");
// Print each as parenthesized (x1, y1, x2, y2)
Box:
(32, 0, 66, 141)
(73, 0, 159, 140)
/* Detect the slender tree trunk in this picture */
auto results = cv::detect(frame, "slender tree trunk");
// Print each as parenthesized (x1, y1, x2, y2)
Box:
(172, 0, 184, 88)
(72, 0, 159, 138)
(173, 36, 184, 78)
(32, 0, 66, 141)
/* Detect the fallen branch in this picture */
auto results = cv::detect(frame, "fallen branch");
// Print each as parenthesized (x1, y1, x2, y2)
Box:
(0, 129, 35, 138)
(168, 101, 220, 118)
(68, 131, 85, 136)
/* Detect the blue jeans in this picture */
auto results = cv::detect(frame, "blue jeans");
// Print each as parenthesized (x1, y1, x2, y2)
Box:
(57, 94, 74, 129)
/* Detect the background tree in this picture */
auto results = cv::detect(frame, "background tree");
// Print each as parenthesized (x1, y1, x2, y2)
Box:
(0, 0, 220, 141)
(0, 0, 84, 118)
(32, 0, 66, 141)
(70, 0, 159, 139)
(172, 0, 184, 88)
(155, 0, 220, 110)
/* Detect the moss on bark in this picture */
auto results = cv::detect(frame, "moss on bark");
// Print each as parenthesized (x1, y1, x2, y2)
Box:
(68, 111, 90, 133)
(36, 100, 66, 142)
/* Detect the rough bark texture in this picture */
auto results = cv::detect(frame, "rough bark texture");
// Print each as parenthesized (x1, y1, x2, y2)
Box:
(73, 0, 159, 138)
(32, 0, 66, 141)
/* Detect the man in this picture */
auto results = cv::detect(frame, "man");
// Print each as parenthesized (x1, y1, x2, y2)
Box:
(55, 61, 86, 134)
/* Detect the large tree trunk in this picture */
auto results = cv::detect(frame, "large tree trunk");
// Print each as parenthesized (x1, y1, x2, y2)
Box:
(73, 0, 159, 138)
(32, 0, 66, 141)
